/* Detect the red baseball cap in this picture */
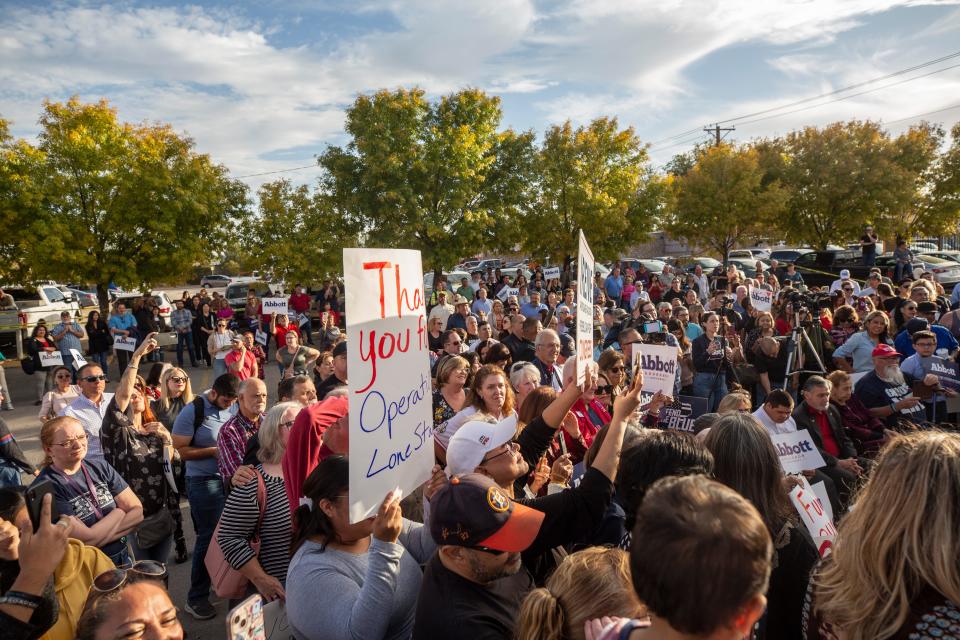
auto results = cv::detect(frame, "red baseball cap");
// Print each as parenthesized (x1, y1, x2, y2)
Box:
(871, 344, 901, 358)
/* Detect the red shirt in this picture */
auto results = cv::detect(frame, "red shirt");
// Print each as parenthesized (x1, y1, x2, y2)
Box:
(289, 293, 311, 314)
(224, 349, 257, 380)
(273, 323, 300, 348)
(808, 405, 840, 457)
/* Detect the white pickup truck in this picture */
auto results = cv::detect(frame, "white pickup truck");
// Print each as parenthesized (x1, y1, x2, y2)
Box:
(0, 284, 81, 358)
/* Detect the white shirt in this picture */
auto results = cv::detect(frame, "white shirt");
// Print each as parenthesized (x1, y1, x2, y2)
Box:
(61, 392, 115, 462)
(694, 274, 710, 301)
(829, 279, 862, 295)
(428, 303, 454, 326)
(751, 405, 797, 436)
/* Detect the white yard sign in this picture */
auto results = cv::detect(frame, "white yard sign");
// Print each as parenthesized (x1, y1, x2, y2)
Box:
(345, 249, 434, 523)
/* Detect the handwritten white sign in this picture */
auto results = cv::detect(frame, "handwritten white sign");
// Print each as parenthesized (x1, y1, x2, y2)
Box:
(576, 230, 595, 385)
(254, 329, 268, 346)
(345, 248, 434, 523)
(770, 429, 826, 474)
(261, 298, 288, 315)
(113, 336, 137, 352)
(69, 349, 88, 368)
(789, 475, 837, 557)
(633, 343, 678, 400)
(749, 287, 773, 312)
(298, 313, 310, 327)
(496, 287, 519, 302)
(543, 266, 561, 280)
(39, 351, 64, 367)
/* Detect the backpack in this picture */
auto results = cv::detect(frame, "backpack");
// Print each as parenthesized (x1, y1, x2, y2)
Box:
(190, 396, 206, 444)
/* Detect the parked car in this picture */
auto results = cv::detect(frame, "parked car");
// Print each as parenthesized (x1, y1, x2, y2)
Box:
(200, 274, 232, 288)
(768, 248, 814, 264)
(62, 287, 98, 309)
(728, 258, 770, 279)
(920, 250, 960, 264)
(424, 271, 471, 296)
(909, 241, 939, 254)
(792, 250, 877, 288)
(225, 281, 277, 313)
(619, 259, 666, 276)
(729, 248, 771, 261)
(674, 256, 723, 274)
(874, 254, 960, 289)
(0, 284, 81, 357)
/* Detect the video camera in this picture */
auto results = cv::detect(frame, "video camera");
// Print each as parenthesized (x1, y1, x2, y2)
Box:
(638, 319, 668, 345)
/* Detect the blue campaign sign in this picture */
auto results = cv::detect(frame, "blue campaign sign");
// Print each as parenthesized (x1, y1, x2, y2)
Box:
(658, 395, 709, 433)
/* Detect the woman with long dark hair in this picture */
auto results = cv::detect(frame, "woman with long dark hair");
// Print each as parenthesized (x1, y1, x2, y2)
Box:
(84, 310, 111, 373)
(192, 302, 215, 367)
(704, 413, 818, 640)
(28, 324, 59, 405)
(285, 456, 440, 640)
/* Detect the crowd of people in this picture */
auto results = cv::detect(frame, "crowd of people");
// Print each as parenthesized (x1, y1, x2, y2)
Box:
(0, 250, 958, 640)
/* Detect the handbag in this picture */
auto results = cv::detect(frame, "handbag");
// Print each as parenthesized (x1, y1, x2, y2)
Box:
(135, 508, 175, 549)
(205, 471, 267, 599)
(20, 357, 35, 375)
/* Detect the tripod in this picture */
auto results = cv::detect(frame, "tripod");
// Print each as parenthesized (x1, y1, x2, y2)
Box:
(782, 311, 827, 394)
(708, 313, 741, 409)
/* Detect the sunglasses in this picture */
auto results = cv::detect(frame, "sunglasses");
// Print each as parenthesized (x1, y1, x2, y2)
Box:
(473, 545, 507, 556)
(55, 374, 72, 379)
(81, 375, 107, 382)
(93, 560, 167, 593)
(218, 324, 227, 328)
(481, 445, 513, 464)
(596, 384, 614, 395)
(169, 376, 187, 383)
(609, 365, 626, 373)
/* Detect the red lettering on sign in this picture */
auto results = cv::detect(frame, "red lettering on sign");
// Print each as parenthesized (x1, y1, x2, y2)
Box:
(356, 326, 417, 393)
(417, 314, 426, 350)
(393, 264, 423, 317)
(364, 261, 392, 319)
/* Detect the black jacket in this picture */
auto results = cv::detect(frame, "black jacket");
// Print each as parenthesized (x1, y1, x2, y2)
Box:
(792, 401, 858, 467)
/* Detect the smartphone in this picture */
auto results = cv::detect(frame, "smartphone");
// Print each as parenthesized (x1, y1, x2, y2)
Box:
(25, 479, 59, 533)
(227, 594, 265, 640)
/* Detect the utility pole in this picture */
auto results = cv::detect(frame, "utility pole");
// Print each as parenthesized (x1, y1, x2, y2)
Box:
(704, 124, 735, 146)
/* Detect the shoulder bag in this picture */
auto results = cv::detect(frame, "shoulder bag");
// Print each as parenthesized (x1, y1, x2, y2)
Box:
(205, 471, 267, 599)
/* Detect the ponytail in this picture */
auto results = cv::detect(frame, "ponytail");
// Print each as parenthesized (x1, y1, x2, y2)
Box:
(515, 587, 564, 640)
(290, 455, 349, 555)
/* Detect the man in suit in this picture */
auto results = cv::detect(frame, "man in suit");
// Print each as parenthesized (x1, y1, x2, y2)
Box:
(793, 375, 869, 510)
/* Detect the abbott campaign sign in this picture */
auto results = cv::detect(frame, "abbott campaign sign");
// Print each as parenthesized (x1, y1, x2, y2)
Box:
(770, 429, 826, 474)
(344, 249, 434, 523)
(632, 344, 678, 399)
(749, 287, 773, 312)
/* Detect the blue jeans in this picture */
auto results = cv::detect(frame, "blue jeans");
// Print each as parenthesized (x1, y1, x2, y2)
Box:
(90, 351, 109, 372)
(108, 544, 133, 568)
(186, 476, 225, 605)
(693, 371, 727, 412)
(213, 358, 228, 378)
(176, 331, 197, 367)
(130, 531, 173, 564)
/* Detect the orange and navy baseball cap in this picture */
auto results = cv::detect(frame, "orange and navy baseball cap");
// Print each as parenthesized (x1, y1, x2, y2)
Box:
(429, 473, 544, 553)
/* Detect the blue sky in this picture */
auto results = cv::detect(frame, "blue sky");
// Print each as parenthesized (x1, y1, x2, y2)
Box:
(2, 0, 959, 190)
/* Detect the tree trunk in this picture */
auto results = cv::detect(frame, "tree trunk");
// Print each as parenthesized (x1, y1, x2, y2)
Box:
(96, 282, 110, 317)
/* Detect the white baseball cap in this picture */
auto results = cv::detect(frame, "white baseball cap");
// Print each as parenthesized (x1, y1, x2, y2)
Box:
(839, 269, 851, 279)
(446, 415, 518, 476)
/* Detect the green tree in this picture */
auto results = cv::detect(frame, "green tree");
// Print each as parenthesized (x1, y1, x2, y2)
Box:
(665, 143, 787, 263)
(909, 121, 960, 237)
(1, 98, 250, 312)
(318, 88, 535, 279)
(521, 117, 661, 265)
(241, 179, 354, 285)
(762, 121, 934, 248)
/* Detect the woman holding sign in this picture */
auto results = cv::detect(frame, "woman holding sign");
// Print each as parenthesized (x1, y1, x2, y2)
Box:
(28, 324, 60, 405)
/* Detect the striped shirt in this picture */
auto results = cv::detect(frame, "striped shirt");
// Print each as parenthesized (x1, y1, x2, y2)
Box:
(216, 466, 291, 585)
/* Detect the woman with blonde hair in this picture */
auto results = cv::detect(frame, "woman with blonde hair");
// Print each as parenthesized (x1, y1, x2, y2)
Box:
(717, 390, 751, 414)
(151, 366, 194, 430)
(515, 547, 644, 640)
(807, 431, 960, 640)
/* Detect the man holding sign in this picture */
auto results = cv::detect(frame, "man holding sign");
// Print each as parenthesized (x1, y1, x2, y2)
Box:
(108, 302, 138, 376)
(50, 311, 85, 378)
(344, 248, 434, 523)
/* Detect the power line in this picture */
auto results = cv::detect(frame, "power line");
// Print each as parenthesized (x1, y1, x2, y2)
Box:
(734, 62, 960, 128)
(883, 102, 960, 126)
(234, 163, 317, 179)
(645, 48, 960, 146)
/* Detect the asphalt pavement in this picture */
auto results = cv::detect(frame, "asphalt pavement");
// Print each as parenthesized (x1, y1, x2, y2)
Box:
(0, 345, 282, 639)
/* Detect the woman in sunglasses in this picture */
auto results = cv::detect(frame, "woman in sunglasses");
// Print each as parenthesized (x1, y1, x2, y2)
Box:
(75, 561, 181, 640)
(38, 366, 81, 422)
(597, 349, 627, 401)
(99, 334, 178, 564)
(150, 367, 193, 564)
(207, 318, 235, 378)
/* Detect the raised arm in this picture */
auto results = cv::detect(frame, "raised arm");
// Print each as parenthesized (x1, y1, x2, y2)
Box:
(115, 333, 158, 412)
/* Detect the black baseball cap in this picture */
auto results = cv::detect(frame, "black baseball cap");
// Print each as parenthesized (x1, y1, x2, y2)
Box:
(559, 332, 575, 358)
(332, 341, 347, 358)
(917, 301, 938, 314)
(429, 474, 544, 552)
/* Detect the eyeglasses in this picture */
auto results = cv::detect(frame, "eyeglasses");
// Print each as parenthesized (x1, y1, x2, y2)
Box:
(904, 306, 917, 311)
(53, 434, 87, 448)
(93, 560, 167, 593)
(481, 445, 514, 464)
(80, 375, 106, 382)
(55, 374, 72, 379)
(218, 323, 227, 328)
(169, 376, 187, 383)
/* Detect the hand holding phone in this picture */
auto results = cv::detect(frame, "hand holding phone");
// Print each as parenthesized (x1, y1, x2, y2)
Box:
(227, 594, 265, 640)
(25, 479, 59, 533)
